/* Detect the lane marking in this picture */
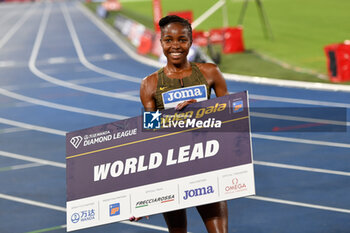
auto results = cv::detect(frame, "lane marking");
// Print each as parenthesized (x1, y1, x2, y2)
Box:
(0, 117, 66, 136)
(0, 193, 66, 212)
(0, 150, 66, 168)
(25, 225, 66, 233)
(254, 161, 350, 177)
(0, 60, 15, 67)
(252, 133, 350, 148)
(0, 87, 127, 120)
(225, 73, 350, 93)
(2, 76, 117, 91)
(28, 4, 139, 102)
(250, 93, 350, 108)
(250, 112, 349, 127)
(61, 2, 142, 83)
(77, 2, 161, 68)
(0, 9, 18, 25)
(0, 127, 28, 134)
(48, 57, 67, 64)
(0, 163, 44, 172)
(0, 4, 36, 50)
(246, 195, 350, 214)
(192, 0, 225, 29)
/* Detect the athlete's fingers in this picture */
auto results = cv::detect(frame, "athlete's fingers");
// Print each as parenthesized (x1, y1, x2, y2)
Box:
(129, 216, 149, 222)
(175, 99, 197, 110)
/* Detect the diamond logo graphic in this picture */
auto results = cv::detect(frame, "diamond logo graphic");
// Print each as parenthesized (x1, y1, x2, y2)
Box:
(70, 136, 83, 149)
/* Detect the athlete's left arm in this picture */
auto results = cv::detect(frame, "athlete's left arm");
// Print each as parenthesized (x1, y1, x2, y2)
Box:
(197, 63, 229, 97)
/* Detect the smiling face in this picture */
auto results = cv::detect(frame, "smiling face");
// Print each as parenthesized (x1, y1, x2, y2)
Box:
(160, 22, 192, 66)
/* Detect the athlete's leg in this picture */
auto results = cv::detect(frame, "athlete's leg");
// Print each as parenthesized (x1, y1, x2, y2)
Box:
(196, 201, 228, 233)
(163, 209, 187, 233)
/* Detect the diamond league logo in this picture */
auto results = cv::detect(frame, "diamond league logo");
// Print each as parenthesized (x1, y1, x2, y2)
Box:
(70, 136, 83, 149)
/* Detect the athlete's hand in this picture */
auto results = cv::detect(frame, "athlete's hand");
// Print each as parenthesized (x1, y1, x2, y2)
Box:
(175, 99, 197, 110)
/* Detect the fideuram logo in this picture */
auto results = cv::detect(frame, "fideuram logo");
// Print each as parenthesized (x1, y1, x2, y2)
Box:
(70, 136, 83, 149)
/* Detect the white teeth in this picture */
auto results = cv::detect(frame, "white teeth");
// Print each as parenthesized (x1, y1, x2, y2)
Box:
(171, 53, 181, 56)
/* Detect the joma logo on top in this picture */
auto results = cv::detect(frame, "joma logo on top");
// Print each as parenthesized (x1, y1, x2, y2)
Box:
(167, 88, 203, 102)
(163, 85, 207, 104)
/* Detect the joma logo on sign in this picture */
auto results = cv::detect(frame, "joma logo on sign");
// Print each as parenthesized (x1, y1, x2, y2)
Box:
(70, 136, 83, 149)
(183, 185, 214, 200)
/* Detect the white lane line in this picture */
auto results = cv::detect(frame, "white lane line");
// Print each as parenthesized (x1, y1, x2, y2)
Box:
(0, 60, 15, 67)
(246, 195, 350, 214)
(0, 193, 66, 212)
(0, 193, 170, 232)
(61, 2, 142, 84)
(0, 87, 127, 120)
(0, 163, 44, 171)
(192, 0, 225, 29)
(0, 127, 28, 134)
(0, 150, 66, 168)
(0, 117, 66, 136)
(250, 112, 350, 127)
(250, 93, 350, 108)
(254, 161, 350, 177)
(252, 133, 350, 148)
(0, 4, 36, 50)
(28, 4, 139, 102)
(0, 9, 18, 25)
(121, 221, 169, 232)
(48, 57, 67, 64)
(77, 2, 161, 68)
(3, 76, 117, 91)
(225, 73, 350, 93)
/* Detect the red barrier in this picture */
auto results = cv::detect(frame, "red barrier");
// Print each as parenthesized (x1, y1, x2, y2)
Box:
(152, 0, 163, 32)
(222, 27, 244, 54)
(102, 0, 121, 11)
(209, 28, 224, 44)
(192, 30, 209, 47)
(138, 31, 153, 55)
(324, 41, 350, 82)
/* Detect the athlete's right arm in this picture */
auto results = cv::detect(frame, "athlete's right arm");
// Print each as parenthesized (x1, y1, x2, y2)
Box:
(140, 73, 158, 112)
